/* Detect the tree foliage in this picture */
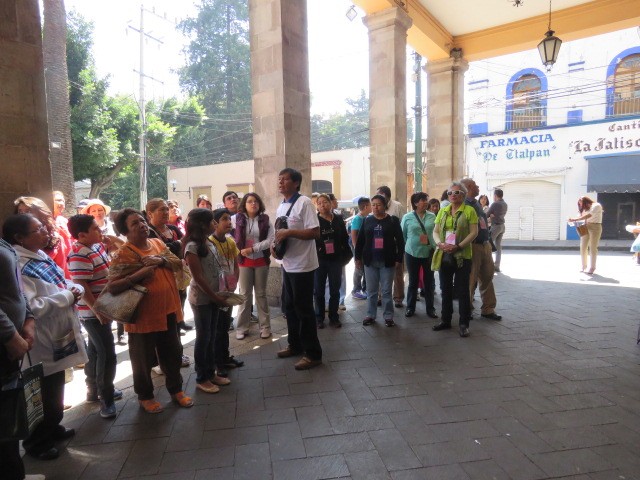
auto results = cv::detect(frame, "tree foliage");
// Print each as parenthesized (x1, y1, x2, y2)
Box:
(178, 0, 252, 165)
(67, 10, 177, 205)
(311, 90, 370, 152)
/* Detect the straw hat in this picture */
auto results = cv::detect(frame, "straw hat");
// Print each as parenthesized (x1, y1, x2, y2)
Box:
(81, 198, 112, 215)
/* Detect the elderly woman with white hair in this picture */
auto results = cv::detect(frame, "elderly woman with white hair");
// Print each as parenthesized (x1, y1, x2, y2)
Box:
(431, 181, 478, 337)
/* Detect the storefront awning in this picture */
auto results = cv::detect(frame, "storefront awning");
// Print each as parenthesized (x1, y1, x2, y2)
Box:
(586, 154, 640, 192)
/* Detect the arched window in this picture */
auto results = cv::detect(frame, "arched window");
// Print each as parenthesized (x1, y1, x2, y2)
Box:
(508, 74, 544, 130)
(612, 53, 640, 116)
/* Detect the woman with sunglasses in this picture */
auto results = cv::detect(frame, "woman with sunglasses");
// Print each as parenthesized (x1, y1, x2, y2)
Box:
(431, 182, 478, 337)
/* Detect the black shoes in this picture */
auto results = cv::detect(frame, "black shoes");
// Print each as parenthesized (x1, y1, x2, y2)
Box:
(178, 322, 193, 332)
(427, 309, 439, 319)
(394, 302, 403, 308)
(405, 309, 414, 317)
(28, 447, 59, 461)
(481, 312, 502, 321)
(459, 326, 470, 337)
(432, 322, 452, 331)
(53, 426, 75, 440)
(224, 356, 244, 368)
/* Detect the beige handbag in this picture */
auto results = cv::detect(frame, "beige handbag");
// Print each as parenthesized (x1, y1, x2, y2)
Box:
(93, 284, 148, 324)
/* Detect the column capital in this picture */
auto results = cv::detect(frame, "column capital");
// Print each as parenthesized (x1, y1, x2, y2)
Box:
(362, 6, 412, 33)
(425, 55, 469, 75)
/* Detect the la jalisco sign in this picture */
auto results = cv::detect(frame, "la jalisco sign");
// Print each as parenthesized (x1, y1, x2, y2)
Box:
(570, 119, 640, 154)
(476, 133, 556, 162)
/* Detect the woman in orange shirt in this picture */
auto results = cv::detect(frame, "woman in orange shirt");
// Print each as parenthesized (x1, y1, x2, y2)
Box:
(107, 208, 192, 413)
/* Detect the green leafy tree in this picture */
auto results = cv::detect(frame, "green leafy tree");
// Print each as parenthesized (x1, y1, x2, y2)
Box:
(311, 90, 370, 152)
(178, 0, 252, 164)
(67, 11, 176, 203)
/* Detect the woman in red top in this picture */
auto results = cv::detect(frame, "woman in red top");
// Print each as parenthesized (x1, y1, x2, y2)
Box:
(233, 193, 274, 339)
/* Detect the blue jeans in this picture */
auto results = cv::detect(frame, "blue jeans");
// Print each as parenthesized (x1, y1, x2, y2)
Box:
(351, 245, 366, 293)
(364, 261, 395, 320)
(405, 252, 435, 312)
(315, 259, 342, 323)
(82, 318, 117, 402)
(192, 303, 220, 383)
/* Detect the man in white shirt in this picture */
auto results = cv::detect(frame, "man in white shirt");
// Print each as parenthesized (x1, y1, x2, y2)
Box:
(272, 168, 322, 370)
(377, 186, 406, 308)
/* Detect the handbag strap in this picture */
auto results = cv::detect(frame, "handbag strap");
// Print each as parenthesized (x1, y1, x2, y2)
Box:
(413, 211, 428, 235)
(284, 193, 301, 217)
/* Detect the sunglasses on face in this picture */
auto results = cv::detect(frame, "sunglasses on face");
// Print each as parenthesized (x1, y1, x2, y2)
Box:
(447, 190, 463, 196)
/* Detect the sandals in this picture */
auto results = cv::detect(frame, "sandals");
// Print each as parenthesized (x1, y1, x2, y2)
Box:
(171, 391, 194, 408)
(139, 399, 164, 414)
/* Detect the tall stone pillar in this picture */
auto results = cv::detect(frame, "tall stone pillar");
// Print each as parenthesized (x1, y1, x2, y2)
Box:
(364, 7, 412, 207)
(0, 0, 52, 222)
(43, 0, 75, 213)
(249, 0, 311, 305)
(249, 0, 311, 216)
(426, 51, 468, 197)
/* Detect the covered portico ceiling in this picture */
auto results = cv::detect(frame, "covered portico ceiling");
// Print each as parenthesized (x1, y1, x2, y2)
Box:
(354, 0, 640, 61)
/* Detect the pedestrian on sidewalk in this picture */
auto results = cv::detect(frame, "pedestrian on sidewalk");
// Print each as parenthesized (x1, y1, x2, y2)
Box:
(461, 178, 503, 323)
(183, 208, 232, 394)
(401, 192, 437, 319)
(355, 194, 404, 327)
(569, 196, 603, 275)
(273, 168, 323, 370)
(350, 196, 370, 300)
(486, 189, 508, 272)
(0, 236, 45, 479)
(107, 209, 192, 414)
(67, 214, 119, 419)
(431, 183, 478, 337)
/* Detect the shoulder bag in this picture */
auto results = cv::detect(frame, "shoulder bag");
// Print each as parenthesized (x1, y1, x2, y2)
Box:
(273, 194, 301, 260)
(0, 353, 44, 441)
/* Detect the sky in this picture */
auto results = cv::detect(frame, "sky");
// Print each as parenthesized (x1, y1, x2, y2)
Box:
(63, 0, 372, 116)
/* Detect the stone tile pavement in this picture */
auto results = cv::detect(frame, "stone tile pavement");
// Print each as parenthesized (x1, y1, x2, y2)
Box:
(24, 250, 640, 479)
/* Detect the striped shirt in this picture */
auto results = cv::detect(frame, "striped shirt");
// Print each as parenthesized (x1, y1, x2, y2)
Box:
(68, 242, 109, 319)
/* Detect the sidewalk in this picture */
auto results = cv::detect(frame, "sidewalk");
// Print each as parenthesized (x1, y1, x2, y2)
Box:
(24, 251, 640, 480)
(502, 239, 633, 251)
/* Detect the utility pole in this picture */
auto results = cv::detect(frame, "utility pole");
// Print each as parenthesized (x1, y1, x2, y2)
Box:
(412, 52, 423, 192)
(129, 4, 164, 210)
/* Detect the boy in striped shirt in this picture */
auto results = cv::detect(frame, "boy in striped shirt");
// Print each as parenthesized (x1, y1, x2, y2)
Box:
(67, 214, 119, 419)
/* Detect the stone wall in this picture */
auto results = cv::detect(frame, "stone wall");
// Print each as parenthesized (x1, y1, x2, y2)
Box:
(0, 0, 52, 222)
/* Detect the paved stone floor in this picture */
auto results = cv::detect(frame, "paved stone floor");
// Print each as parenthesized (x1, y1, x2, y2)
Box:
(24, 250, 640, 480)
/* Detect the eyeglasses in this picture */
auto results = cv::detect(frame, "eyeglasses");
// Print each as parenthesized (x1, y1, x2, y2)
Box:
(447, 191, 463, 196)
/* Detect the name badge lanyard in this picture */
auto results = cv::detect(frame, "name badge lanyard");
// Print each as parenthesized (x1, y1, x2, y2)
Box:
(445, 210, 463, 246)
(413, 211, 429, 245)
(322, 215, 336, 254)
(373, 221, 384, 249)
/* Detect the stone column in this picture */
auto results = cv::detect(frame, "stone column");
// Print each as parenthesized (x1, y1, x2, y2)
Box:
(249, 0, 311, 215)
(426, 51, 468, 197)
(0, 0, 52, 221)
(363, 7, 412, 207)
(249, 0, 311, 305)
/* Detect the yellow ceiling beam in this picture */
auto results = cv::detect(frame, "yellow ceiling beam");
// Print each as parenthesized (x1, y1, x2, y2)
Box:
(355, 0, 640, 61)
(455, 0, 640, 62)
